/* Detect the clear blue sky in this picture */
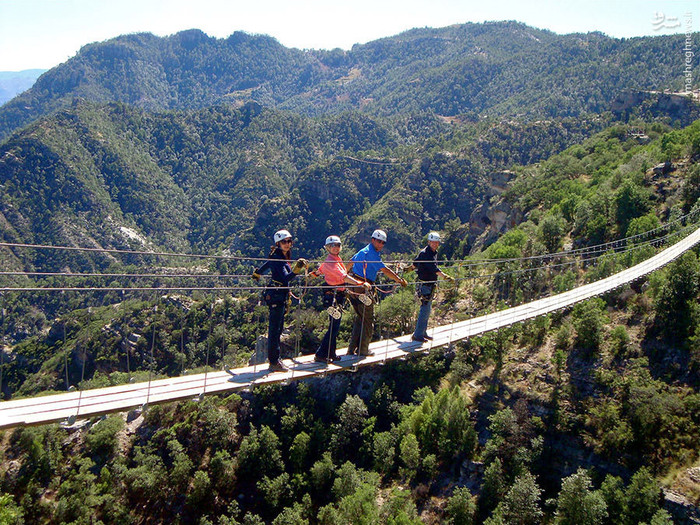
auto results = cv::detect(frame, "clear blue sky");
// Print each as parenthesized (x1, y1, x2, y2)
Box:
(0, 0, 697, 71)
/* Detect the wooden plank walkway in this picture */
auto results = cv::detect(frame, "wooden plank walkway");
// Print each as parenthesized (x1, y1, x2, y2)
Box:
(2, 226, 700, 429)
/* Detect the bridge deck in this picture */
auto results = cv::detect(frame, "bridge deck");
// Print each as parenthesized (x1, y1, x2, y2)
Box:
(2, 226, 700, 429)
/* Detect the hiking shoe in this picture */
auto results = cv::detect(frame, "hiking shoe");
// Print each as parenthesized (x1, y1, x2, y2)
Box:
(412, 336, 427, 343)
(314, 355, 330, 364)
(268, 360, 288, 372)
(359, 350, 374, 356)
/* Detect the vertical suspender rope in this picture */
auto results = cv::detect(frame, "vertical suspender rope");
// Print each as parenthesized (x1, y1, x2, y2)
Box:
(190, 304, 199, 378)
(73, 306, 92, 423)
(59, 291, 71, 390)
(252, 300, 260, 377)
(0, 293, 5, 399)
(202, 297, 215, 398)
(121, 293, 132, 384)
(288, 267, 308, 384)
(381, 280, 397, 363)
(220, 296, 229, 376)
(145, 296, 158, 409)
(63, 319, 70, 390)
(180, 308, 186, 378)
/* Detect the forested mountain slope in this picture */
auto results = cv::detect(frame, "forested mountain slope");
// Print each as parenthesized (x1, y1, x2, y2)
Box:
(0, 100, 612, 272)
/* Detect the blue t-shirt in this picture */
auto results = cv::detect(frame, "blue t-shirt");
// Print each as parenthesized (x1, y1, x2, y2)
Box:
(351, 243, 386, 282)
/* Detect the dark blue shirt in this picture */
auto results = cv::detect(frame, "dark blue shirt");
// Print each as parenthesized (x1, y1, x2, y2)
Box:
(256, 248, 296, 287)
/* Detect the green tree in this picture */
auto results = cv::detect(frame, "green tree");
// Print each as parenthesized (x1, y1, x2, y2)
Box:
(486, 471, 543, 525)
(599, 475, 626, 525)
(572, 298, 607, 351)
(615, 181, 651, 235)
(624, 467, 662, 525)
(398, 433, 421, 482)
(0, 493, 24, 525)
(381, 488, 422, 525)
(554, 468, 607, 525)
(539, 213, 567, 253)
(404, 385, 476, 462)
(480, 457, 506, 516)
(237, 425, 284, 480)
(373, 431, 397, 476)
(318, 483, 380, 525)
(85, 415, 125, 460)
(655, 251, 700, 341)
(648, 509, 674, 525)
(446, 486, 476, 525)
(331, 395, 371, 460)
(289, 431, 311, 473)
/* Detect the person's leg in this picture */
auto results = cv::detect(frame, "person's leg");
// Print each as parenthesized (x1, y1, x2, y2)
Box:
(316, 315, 333, 360)
(267, 303, 285, 364)
(348, 297, 362, 355)
(358, 302, 374, 356)
(413, 300, 432, 339)
(328, 315, 342, 359)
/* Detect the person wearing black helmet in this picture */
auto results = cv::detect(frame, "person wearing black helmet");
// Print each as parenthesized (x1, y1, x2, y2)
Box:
(252, 229, 307, 372)
(404, 231, 454, 343)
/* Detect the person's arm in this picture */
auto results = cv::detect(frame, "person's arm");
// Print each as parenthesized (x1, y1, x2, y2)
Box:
(380, 266, 407, 287)
(252, 259, 271, 281)
(346, 252, 359, 274)
(438, 269, 454, 281)
(344, 273, 371, 290)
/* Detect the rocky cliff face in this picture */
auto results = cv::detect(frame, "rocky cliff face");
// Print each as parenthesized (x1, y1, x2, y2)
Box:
(611, 90, 700, 126)
(466, 170, 522, 253)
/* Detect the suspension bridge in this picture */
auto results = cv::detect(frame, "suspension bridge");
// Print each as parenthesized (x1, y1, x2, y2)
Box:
(1, 217, 700, 429)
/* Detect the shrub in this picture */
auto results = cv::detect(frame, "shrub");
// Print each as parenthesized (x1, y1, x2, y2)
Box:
(445, 486, 476, 525)
(404, 385, 476, 462)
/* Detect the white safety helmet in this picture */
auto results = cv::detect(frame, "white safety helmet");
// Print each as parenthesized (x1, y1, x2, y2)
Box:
(427, 232, 441, 242)
(371, 229, 387, 242)
(273, 229, 292, 244)
(325, 235, 342, 246)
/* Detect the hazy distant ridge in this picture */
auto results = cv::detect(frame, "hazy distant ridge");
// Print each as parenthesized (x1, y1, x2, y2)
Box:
(0, 69, 46, 106)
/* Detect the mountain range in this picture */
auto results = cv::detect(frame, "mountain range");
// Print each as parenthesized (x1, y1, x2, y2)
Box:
(0, 22, 698, 142)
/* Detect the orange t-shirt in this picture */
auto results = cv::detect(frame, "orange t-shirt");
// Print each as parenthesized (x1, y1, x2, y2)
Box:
(317, 253, 348, 287)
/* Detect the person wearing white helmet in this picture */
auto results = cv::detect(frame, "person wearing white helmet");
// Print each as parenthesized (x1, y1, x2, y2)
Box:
(346, 229, 407, 356)
(252, 229, 308, 372)
(309, 235, 371, 363)
(404, 231, 454, 343)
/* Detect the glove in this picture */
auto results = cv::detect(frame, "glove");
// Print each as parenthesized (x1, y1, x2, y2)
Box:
(362, 281, 372, 291)
(444, 274, 455, 282)
(401, 263, 414, 273)
(399, 278, 408, 288)
(292, 258, 308, 274)
(252, 271, 261, 281)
